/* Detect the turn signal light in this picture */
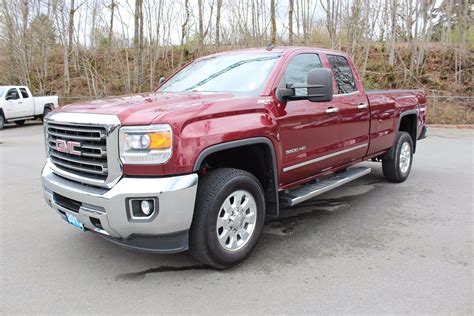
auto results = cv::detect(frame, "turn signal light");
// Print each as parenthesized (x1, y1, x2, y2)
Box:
(149, 132, 172, 149)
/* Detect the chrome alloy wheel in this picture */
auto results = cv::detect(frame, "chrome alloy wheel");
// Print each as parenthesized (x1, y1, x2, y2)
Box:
(216, 190, 257, 252)
(399, 141, 411, 174)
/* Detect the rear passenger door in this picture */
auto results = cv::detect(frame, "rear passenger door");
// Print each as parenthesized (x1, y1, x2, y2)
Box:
(326, 54, 370, 164)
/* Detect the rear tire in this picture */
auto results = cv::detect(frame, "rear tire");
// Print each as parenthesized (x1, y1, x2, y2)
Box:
(14, 120, 25, 125)
(382, 131, 414, 183)
(189, 168, 265, 269)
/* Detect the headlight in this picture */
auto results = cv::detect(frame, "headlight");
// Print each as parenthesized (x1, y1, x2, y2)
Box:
(119, 124, 172, 165)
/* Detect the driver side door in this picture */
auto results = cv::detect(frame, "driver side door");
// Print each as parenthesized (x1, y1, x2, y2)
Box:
(275, 53, 341, 187)
(3, 88, 24, 119)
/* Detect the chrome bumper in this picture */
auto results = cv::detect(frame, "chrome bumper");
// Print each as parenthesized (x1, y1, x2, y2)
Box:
(41, 161, 198, 253)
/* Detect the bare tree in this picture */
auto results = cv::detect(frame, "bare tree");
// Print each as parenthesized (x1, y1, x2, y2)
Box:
(289, 0, 294, 45)
(270, 0, 276, 44)
(134, 0, 144, 91)
(198, 0, 204, 48)
(107, 0, 116, 45)
(216, 0, 222, 46)
(387, 0, 397, 66)
(180, 0, 190, 64)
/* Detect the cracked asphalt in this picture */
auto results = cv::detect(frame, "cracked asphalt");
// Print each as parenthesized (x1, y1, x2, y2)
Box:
(1, 122, 472, 314)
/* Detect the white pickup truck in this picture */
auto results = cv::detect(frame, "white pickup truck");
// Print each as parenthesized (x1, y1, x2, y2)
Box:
(0, 86, 59, 129)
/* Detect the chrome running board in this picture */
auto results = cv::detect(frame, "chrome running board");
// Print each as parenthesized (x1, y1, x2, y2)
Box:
(279, 167, 371, 207)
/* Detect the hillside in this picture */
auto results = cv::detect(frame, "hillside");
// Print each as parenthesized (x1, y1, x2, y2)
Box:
(0, 43, 472, 124)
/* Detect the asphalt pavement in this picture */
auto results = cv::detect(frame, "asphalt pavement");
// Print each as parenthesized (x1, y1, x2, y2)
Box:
(1, 121, 472, 313)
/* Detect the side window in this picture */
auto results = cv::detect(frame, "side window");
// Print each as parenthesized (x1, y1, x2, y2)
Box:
(327, 55, 357, 94)
(282, 54, 322, 96)
(19, 88, 29, 98)
(6, 88, 19, 100)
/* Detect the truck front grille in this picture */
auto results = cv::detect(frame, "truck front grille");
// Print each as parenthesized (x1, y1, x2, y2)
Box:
(47, 122, 109, 181)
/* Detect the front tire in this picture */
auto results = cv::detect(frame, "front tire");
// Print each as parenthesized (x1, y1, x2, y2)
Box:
(189, 168, 265, 269)
(382, 131, 414, 183)
(0, 115, 4, 130)
(41, 107, 52, 122)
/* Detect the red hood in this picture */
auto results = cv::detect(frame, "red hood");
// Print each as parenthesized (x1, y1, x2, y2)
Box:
(58, 92, 237, 125)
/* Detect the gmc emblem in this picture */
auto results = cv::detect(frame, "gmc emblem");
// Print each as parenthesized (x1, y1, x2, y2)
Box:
(55, 139, 81, 156)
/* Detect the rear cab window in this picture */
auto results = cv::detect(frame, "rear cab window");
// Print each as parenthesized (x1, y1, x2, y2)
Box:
(327, 54, 357, 94)
(19, 88, 29, 98)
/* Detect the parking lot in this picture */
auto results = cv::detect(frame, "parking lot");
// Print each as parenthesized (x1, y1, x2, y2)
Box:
(1, 122, 472, 313)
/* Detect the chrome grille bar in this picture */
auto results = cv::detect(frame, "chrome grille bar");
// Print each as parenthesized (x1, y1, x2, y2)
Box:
(49, 151, 108, 173)
(47, 130, 104, 141)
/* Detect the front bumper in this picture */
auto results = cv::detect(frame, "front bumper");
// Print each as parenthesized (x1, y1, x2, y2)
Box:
(41, 161, 198, 253)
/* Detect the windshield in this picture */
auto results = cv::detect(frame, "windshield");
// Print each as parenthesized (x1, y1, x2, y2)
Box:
(159, 53, 280, 94)
(0, 87, 6, 98)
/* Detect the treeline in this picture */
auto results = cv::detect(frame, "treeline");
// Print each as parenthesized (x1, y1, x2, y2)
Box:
(0, 0, 472, 101)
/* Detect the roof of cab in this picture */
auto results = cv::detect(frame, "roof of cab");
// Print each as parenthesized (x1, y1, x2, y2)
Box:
(197, 46, 348, 60)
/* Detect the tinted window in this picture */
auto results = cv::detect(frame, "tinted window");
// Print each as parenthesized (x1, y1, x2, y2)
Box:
(327, 55, 357, 94)
(19, 88, 29, 98)
(283, 54, 322, 96)
(6, 88, 19, 100)
(159, 53, 280, 94)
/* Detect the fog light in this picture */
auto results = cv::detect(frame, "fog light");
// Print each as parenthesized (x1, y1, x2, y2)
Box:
(141, 200, 152, 215)
(128, 198, 157, 219)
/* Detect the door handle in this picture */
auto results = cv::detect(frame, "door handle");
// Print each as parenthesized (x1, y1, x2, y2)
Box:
(357, 102, 368, 109)
(18, 102, 23, 104)
(325, 107, 339, 114)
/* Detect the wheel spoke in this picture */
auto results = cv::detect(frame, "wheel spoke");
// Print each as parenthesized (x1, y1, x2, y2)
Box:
(216, 215, 227, 229)
(238, 229, 250, 241)
(244, 211, 256, 224)
(233, 191, 244, 208)
(229, 235, 238, 250)
(222, 199, 233, 214)
(218, 229, 231, 248)
(240, 196, 249, 211)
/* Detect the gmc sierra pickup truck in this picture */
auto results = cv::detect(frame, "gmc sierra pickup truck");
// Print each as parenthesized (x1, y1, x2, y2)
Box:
(41, 47, 427, 268)
(0, 86, 58, 129)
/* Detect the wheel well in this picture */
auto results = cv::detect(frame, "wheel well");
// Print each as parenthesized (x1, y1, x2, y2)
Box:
(44, 103, 53, 111)
(196, 143, 279, 216)
(399, 114, 417, 152)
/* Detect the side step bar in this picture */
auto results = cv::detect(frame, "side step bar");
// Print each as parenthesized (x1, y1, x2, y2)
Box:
(8, 116, 35, 122)
(279, 167, 371, 207)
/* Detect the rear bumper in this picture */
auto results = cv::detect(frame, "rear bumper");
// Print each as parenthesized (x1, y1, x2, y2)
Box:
(41, 161, 198, 253)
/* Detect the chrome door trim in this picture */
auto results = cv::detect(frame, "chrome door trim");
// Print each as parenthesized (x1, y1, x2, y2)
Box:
(283, 143, 368, 172)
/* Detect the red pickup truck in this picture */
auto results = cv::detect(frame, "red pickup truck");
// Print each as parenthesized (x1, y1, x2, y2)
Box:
(41, 47, 427, 268)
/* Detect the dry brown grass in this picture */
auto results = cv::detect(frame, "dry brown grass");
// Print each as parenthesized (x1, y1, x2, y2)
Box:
(426, 97, 473, 125)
